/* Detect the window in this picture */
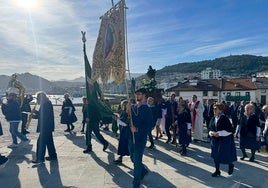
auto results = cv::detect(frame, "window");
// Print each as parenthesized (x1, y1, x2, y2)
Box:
(203, 91, 208, 96)
(245, 92, 250, 96)
(213, 91, 217, 96)
(235, 92, 240, 96)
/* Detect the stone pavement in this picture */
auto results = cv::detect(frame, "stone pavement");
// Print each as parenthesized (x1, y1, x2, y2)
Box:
(0, 106, 268, 188)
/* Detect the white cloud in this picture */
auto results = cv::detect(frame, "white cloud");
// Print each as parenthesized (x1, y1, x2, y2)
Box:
(184, 38, 252, 56)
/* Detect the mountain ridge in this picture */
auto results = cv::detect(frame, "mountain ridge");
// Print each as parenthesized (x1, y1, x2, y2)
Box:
(157, 54, 268, 76)
(1, 54, 267, 95)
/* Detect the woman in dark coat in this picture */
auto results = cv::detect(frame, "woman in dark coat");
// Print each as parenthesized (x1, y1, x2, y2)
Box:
(176, 103, 192, 155)
(60, 93, 77, 132)
(114, 100, 131, 163)
(208, 102, 237, 177)
(238, 103, 261, 162)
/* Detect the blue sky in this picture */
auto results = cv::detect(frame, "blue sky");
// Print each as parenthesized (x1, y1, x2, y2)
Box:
(0, 0, 268, 81)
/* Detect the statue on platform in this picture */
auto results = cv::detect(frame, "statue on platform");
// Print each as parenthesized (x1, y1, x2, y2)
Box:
(147, 65, 156, 81)
(7, 73, 25, 107)
(142, 65, 157, 91)
(141, 65, 163, 102)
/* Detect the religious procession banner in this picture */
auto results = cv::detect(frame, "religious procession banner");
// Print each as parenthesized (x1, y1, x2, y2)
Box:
(83, 42, 114, 120)
(92, 0, 126, 85)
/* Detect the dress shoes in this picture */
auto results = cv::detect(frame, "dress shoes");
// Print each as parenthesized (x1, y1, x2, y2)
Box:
(83, 147, 92, 153)
(141, 168, 148, 180)
(103, 142, 109, 151)
(249, 156, 255, 162)
(64, 129, 70, 132)
(71, 125, 75, 131)
(171, 139, 176, 145)
(114, 158, 122, 164)
(228, 164, 234, 175)
(211, 170, 221, 177)
(180, 150, 187, 156)
(240, 155, 248, 160)
(22, 130, 30, 135)
(31, 159, 44, 164)
(166, 139, 171, 144)
(45, 156, 58, 161)
(0, 157, 9, 169)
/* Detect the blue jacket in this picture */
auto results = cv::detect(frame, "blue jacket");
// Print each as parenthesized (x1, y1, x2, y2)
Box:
(165, 100, 178, 119)
(131, 103, 153, 142)
(1, 99, 21, 121)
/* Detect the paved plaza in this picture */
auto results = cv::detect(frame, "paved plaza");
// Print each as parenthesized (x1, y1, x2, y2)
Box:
(0, 106, 267, 188)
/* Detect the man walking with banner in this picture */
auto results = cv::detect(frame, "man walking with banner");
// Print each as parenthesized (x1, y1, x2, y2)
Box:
(81, 31, 113, 153)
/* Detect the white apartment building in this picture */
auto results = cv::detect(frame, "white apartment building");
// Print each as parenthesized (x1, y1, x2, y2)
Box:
(256, 70, 268, 78)
(201, 67, 222, 79)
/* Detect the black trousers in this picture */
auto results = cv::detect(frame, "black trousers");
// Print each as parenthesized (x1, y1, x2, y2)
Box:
(165, 117, 172, 140)
(36, 132, 57, 161)
(21, 113, 28, 132)
(86, 121, 108, 148)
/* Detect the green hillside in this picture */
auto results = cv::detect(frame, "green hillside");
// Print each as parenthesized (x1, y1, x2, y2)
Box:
(157, 54, 268, 76)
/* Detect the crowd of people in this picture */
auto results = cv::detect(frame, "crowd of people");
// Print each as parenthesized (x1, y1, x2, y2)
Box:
(104, 92, 267, 185)
(1, 90, 268, 188)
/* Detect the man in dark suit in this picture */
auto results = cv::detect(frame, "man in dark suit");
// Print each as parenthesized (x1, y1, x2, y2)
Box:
(230, 101, 239, 130)
(20, 94, 33, 135)
(165, 94, 178, 144)
(32, 91, 57, 163)
(204, 99, 214, 139)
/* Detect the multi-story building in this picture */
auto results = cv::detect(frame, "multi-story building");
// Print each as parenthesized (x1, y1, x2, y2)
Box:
(201, 67, 222, 80)
(256, 70, 268, 78)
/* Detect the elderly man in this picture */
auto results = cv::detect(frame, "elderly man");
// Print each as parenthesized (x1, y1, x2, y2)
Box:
(32, 91, 57, 163)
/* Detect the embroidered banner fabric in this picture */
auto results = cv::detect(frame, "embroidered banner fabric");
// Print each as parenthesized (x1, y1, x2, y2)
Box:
(83, 43, 114, 119)
(92, 0, 125, 85)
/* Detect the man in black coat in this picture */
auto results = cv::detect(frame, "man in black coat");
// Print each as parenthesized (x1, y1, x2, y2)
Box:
(203, 99, 214, 138)
(165, 94, 178, 144)
(20, 94, 33, 135)
(32, 91, 57, 163)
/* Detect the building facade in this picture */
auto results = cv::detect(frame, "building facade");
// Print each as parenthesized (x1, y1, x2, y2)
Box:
(166, 77, 268, 105)
(201, 67, 222, 80)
